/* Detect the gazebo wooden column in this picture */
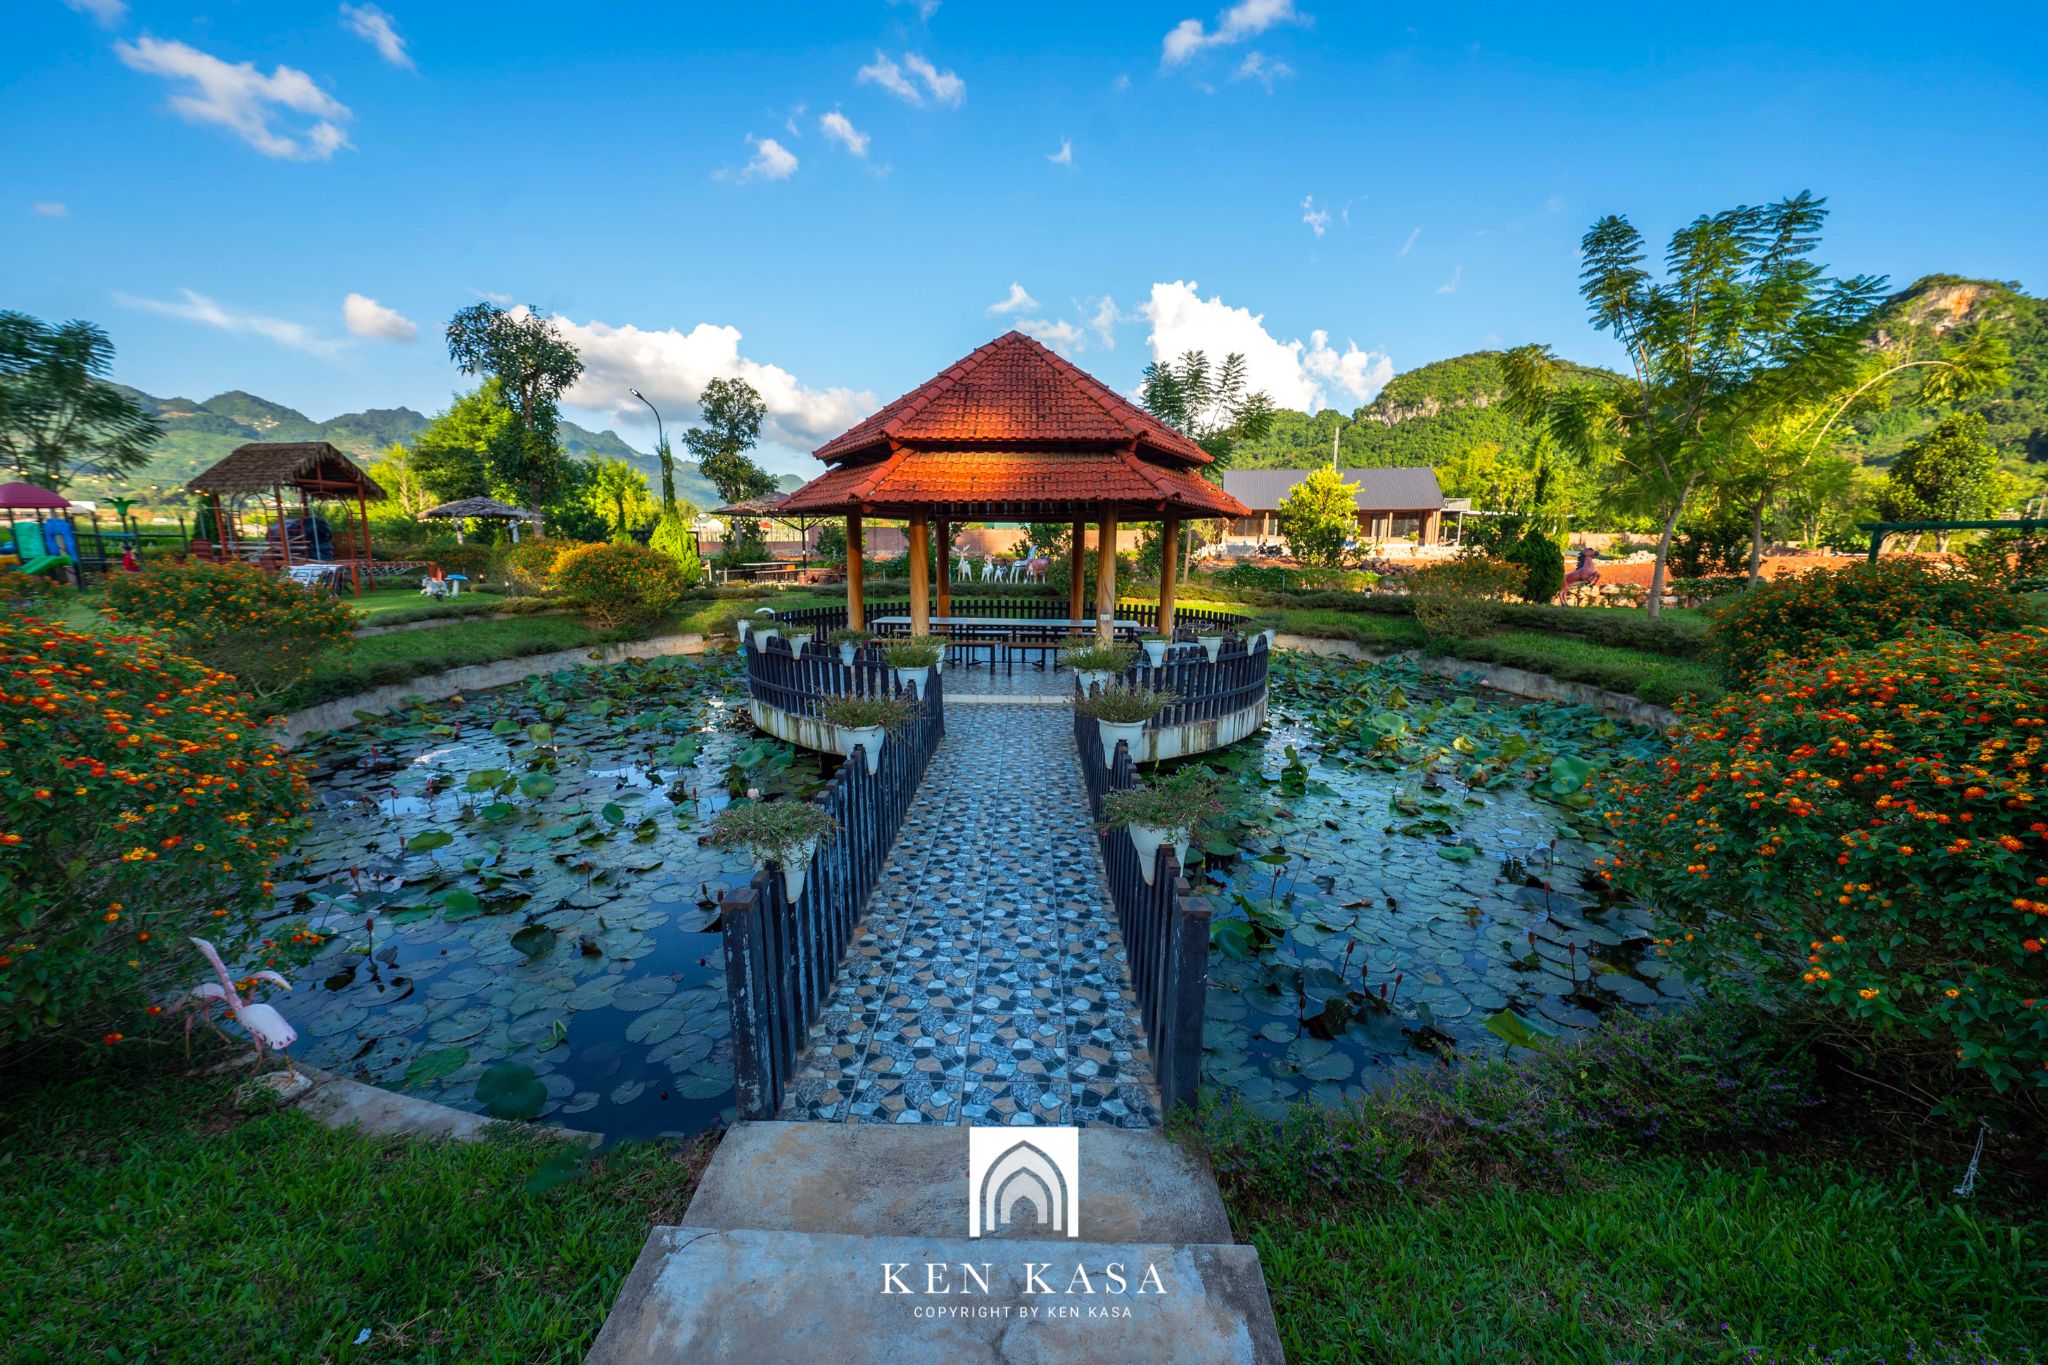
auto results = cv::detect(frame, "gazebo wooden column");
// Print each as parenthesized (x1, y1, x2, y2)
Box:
(1094, 507, 1118, 643)
(845, 511, 865, 629)
(1157, 513, 1180, 636)
(1068, 518, 1087, 622)
(907, 515, 931, 636)
(934, 517, 952, 618)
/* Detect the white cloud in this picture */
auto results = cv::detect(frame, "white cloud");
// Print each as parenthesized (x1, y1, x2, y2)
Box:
(1141, 279, 1390, 412)
(546, 313, 877, 453)
(1048, 138, 1073, 166)
(342, 292, 417, 342)
(115, 37, 352, 160)
(474, 288, 514, 305)
(857, 50, 964, 108)
(887, 0, 941, 16)
(986, 283, 1038, 316)
(1233, 50, 1293, 90)
(64, 0, 127, 26)
(1162, 0, 1307, 68)
(1399, 225, 1420, 256)
(340, 4, 413, 70)
(1014, 318, 1085, 356)
(739, 135, 798, 182)
(114, 288, 344, 357)
(32, 202, 68, 217)
(818, 110, 869, 157)
(1545, 193, 1564, 213)
(1087, 296, 1128, 348)
(1300, 194, 1330, 237)
(1113, 73, 1132, 91)
(784, 101, 807, 138)
(1437, 265, 1462, 294)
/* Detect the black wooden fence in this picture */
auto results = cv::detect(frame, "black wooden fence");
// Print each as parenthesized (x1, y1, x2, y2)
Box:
(741, 630, 903, 718)
(1118, 635, 1272, 731)
(1072, 707, 1212, 1114)
(770, 598, 1252, 636)
(720, 644, 945, 1120)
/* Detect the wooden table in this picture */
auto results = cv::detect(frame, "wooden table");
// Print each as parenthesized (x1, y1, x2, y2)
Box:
(869, 615, 1144, 670)
(868, 615, 1143, 634)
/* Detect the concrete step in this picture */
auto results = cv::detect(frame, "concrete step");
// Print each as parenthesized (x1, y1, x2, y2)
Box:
(680, 1120, 1234, 1245)
(585, 1227, 1284, 1365)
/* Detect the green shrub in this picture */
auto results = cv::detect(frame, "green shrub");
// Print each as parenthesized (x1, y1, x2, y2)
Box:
(1705, 559, 2029, 684)
(495, 539, 574, 596)
(0, 617, 311, 1053)
(550, 542, 687, 629)
(648, 512, 705, 588)
(1606, 627, 2048, 1107)
(881, 636, 943, 669)
(1099, 769, 1223, 836)
(1075, 685, 1174, 723)
(1505, 529, 1565, 603)
(818, 693, 914, 733)
(707, 799, 836, 867)
(98, 559, 356, 698)
(1405, 555, 1525, 639)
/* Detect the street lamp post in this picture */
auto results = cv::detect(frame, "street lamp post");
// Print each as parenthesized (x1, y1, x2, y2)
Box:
(630, 388, 677, 515)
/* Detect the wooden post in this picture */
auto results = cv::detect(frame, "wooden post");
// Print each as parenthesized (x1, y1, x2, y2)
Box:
(1157, 514, 1180, 637)
(1094, 507, 1118, 643)
(934, 516, 952, 619)
(211, 493, 228, 560)
(352, 486, 372, 597)
(273, 487, 292, 567)
(845, 511, 865, 629)
(1068, 518, 1087, 623)
(908, 514, 931, 637)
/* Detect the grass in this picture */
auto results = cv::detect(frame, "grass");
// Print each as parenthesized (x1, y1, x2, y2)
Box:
(0, 1068, 713, 1363)
(1248, 1157, 2041, 1363)
(1428, 629, 1726, 707)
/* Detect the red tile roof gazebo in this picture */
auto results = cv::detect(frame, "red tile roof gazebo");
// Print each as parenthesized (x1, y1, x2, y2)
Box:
(782, 330, 1251, 640)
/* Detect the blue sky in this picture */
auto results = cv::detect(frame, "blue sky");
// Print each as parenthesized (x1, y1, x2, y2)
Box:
(7, 0, 2047, 474)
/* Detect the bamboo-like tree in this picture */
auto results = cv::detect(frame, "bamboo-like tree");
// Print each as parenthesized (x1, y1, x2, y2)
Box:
(1140, 350, 1277, 469)
(0, 312, 163, 491)
(586, 455, 657, 538)
(1502, 193, 1888, 616)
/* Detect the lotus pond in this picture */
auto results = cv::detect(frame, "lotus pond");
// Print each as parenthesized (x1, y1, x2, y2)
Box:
(269, 652, 820, 1143)
(1181, 652, 1682, 1112)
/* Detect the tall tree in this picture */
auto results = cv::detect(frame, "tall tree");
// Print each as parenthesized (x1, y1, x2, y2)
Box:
(1274, 464, 1358, 570)
(684, 377, 775, 553)
(1502, 193, 1887, 616)
(1881, 413, 1999, 551)
(586, 456, 656, 537)
(367, 442, 437, 519)
(444, 304, 583, 532)
(409, 383, 513, 504)
(1140, 351, 1277, 470)
(0, 312, 163, 491)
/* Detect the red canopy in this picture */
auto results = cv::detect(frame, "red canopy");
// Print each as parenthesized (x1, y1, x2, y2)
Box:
(0, 482, 70, 511)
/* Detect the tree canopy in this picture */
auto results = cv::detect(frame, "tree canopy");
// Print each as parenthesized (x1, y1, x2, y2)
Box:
(683, 377, 775, 505)
(0, 312, 163, 492)
(1274, 465, 1358, 570)
(1140, 350, 1277, 470)
(444, 304, 584, 526)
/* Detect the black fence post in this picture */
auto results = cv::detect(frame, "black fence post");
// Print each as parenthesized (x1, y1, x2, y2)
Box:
(720, 886, 773, 1120)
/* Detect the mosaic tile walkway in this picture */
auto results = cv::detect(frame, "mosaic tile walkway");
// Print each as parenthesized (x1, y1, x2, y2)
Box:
(780, 705, 1162, 1127)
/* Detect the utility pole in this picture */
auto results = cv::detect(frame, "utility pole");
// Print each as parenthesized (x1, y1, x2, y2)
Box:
(631, 388, 676, 515)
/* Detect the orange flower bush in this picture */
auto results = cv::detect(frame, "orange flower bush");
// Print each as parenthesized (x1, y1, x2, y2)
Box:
(1605, 627, 2048, 1095)
(0, 617, 310, 1049)
(1705, 558, 2026, 685)
(100, 559, 356, 698)
(550, 541, 687, 629)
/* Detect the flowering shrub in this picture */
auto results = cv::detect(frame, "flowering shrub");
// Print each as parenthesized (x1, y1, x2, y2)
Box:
(1404, 555, 1527, 638)
(99, 559, 356, 698)
(1705, 558, 2026, 685)
(0, 618, 310, 1050)
(1603, 627, 2048, 1096)
(550, 541, 687, 628)
(494, 538, 571, 595)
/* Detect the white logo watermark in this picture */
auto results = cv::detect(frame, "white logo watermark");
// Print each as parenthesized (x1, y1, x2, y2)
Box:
(968, 1126, 1079, 1239)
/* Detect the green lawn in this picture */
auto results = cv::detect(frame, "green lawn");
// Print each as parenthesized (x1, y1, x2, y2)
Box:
(0, 1070, 712, 1363)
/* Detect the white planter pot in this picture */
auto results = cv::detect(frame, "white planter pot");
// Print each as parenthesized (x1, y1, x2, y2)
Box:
(735, 619, 753, 645)
(1141, 640, 1169, 668)
(892, 664, 930, 698)
(1197, 634, 1224, 663)
(784, 630, 814, 656)
(1097, 717, 1147, 766)
(753, 627, 779, 649)
(932, 641, 948, 675)
(1255, 628, 1276, 651)
(1075, 668, 1112, 694)
(836, 724, 885, 773)
(757, 836, 817, 904)
(838, 641, 859, 667)
(1127, 823, 1190, 886)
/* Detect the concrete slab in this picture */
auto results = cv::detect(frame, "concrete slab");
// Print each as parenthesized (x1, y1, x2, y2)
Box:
(682, 1121, 1233, 1245)
(291, 1064, 601, 1148)
(585, 1227, 1283, 1365)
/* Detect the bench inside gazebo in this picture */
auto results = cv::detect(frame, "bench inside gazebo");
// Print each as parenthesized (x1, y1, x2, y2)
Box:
(185, 440, 417, 595)
(777, 329, 1251, 643)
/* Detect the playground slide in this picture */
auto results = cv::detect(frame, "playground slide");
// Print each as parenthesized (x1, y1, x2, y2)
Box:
(14, 555, 65, 575)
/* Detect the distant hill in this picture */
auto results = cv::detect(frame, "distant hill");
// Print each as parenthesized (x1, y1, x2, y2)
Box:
(94, 386, 800, 511)
(1849, 275, 2046, 464)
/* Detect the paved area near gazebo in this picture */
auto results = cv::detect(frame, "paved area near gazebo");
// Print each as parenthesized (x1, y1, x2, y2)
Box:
(930, 659, 1074, 699)
(781, 705, 1162, 1126)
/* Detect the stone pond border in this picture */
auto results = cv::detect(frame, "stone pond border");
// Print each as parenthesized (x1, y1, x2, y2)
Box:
(288, 1063, 603, 1148)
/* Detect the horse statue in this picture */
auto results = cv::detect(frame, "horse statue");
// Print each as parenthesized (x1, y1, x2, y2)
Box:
(1560, 546, 1601, 602)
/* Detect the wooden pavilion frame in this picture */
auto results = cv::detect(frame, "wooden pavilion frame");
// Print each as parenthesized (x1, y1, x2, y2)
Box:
(780, 331, 1251, 642)
(185, 441, 392, 595)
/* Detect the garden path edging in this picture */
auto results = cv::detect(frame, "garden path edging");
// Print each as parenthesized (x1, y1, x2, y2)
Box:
(353, 607, 574, 638)
(276, 631, 709, 744)
(290, 1063, 602, 1147)
(1272, 634, 1678, 729)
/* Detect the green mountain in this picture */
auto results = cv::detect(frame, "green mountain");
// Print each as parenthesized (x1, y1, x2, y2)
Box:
(1848, 275, 2046, 464)
(97, 386, 799, 511)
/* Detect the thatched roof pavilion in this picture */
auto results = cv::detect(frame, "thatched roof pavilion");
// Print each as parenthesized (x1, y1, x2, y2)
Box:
(184, 441, 390, 593)
(782, 330, 1251, 639)
(424, 495, 540, 543)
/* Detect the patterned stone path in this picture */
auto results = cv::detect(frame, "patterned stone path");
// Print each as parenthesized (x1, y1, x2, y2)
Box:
(781, 705, 1162, 1127)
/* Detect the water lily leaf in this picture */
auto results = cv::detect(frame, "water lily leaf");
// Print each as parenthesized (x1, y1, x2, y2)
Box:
(610, 1078, 645, 1104)
(1483, 1008, 1554, 1051)
(439, 888, 482, 919)
(527, 723, 555, 743)
(511, 924, 555, 959)
(602, 802, 626, 825)
(404, 1046, 469, 1086)
(519, 773, 558, 800)
(465, 768, 509, 793)
(491, 718, 520, 736)
(408, 830, 454, 853)
(1437, 845, 1477, 863)
(476, 1061, 546, 1121)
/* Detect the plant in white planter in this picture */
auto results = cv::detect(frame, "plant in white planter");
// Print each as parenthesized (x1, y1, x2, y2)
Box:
(1238, 617, 1280, 650)
(1099, 770, 1224, 885)
(708, 799, 837, 903)
(1075, 685, 1174, 768)
(1061, 642, 1135, 696)
(752, 623, 780, 649)
(783, 627, 815, 656)
(828, 627, 873, 667)
(819, 692, 913, 774)
(882, 636, 944, 698)
(1138, 633, 1173, 668)
(1195, 629, 1226, 663)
